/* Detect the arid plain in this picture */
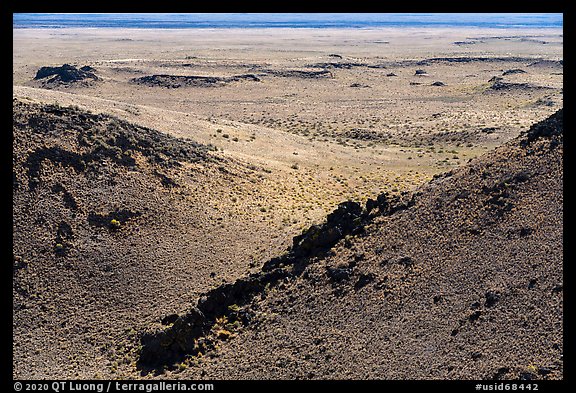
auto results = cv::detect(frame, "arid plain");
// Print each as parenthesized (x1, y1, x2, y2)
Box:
(13, 27, 563, 379)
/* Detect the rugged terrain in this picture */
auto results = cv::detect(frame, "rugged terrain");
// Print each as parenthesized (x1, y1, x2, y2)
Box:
(12, 99, 297, 378)
(12, 26, 563, 379)
(138, 109, 563, 380)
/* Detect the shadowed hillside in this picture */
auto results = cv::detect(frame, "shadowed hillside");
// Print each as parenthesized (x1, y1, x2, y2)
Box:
(12, 99, 294, 378)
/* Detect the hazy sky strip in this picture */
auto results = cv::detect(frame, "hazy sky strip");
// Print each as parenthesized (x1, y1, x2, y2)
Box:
(13, 13, 563, 28)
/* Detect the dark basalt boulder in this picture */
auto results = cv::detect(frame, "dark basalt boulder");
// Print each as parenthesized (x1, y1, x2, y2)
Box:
(34, 64, 98, 84)
(502, 69, 527, 76)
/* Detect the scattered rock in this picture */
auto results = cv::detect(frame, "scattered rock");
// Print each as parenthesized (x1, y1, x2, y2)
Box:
(266, 69, 333, 78)
(354, 273, 375, 290)
(326, 266, 353, 283)
(551, 284, 563, 294)
(397, 256, 414, 267)
(469, 310, 482, 322)
(349, 83, 371, 88)
(422, 56, 536, 64)
(13, 256, 28, 272)
(519, 372, 535, 380)
(492, 367, 511, 380)
(502, 69, 527, 75)
(131, 73, 261, 88)
(484, 291, 500, 308)
(527, 59, 563, 68)
(414, 69, 427, 75)
(489, 80, 552, 91)
(155, 171, 178, 188)
(161, 314, 179, 325)
(538, 366, 552, 376)
(431, 81, 445, 86)
(87, 208, 141, 229)
(520, 109, 563, 146)
(481, 127, 499, 134)
(453, 41, 478, 45)
(34, 64, 98, 87)
(534, 97, 555, 107)
(341, 128, 381, 142)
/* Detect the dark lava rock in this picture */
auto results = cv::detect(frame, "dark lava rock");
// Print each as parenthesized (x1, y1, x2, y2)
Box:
(267, 69, 333, 78)
(492, 367, 511, 380)
(291, 201, 363, 257)
(469, 310, 482, 322)
(481, 127, 499, 134)
(502, 69, 527, 76)
(131, 73, 261, 88)
(538, 366, 552, 376)
(527, 59, 563, 68)
(341, 128, 381, 142)
(519, 372, 536, 380)
(350, 83, 370, 88)
(79, 65, 96, 72)
(431, 81, 446, 86)
(414, 69, 427, 75)
(139, 307, 209, 367)
(34, 64, 98, 84)
(326, 266, 353, 283)
(397, 256, 414, 267)
(520, 109, 563, 146)
(485, 291, 500, 308)
(354, 273, 375, 290)
(386, 73, 397, 77)
(552, 284, 563, 294)
(489, 80, 552, 91)
(161, 314, 179, 325)
(13, 256, 28, 272)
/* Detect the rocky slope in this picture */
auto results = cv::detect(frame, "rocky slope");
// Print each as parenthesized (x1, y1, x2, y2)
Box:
(140, 110, 563, 380)
(12, 99, 289, 378)
(12, 98, 563, 379)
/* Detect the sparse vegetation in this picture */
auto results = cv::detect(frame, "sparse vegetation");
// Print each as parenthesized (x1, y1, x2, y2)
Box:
(12, 21, 563, 381)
